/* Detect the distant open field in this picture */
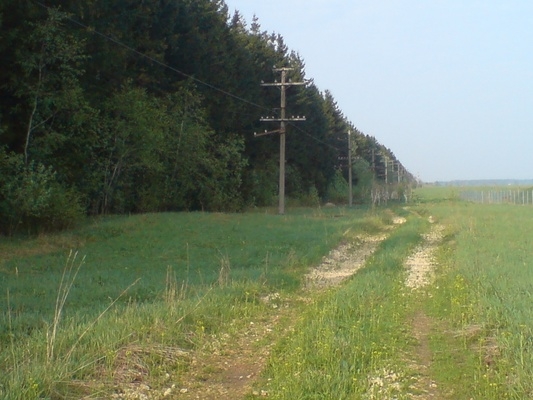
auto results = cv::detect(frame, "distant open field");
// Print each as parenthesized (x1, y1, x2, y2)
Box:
(2, 193, 533, 399)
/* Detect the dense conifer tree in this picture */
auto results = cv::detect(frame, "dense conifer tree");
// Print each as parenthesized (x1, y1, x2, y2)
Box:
(0, 0, 412, 233)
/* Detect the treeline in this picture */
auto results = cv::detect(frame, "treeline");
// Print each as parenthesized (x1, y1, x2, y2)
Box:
(0, 0, 413, 234)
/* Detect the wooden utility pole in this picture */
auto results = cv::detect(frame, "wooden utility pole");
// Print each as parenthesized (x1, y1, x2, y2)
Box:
(396, 162, 401, 183)
(393, 161, 402, 183)
(255, 67, 306, 214)
(348, 130, 353, 206)
(384, 156, 389, 185)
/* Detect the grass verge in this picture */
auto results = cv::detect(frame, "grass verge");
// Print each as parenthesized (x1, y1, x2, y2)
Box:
(419, 196, 533, 399)
(0, 206, 395, 399)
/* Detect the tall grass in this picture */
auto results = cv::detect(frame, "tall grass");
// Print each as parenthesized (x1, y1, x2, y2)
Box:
(47, 251, 84, 363)
(0, 206, 394, 398)
(423, 197, 533, 398)
(0, 210, 350, 337)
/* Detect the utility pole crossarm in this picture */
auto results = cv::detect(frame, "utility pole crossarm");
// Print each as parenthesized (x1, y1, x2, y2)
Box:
(260, 82, 307, 87)
(259, 116, 307, 122)
(256, 67, 307, 215)
(254, 129, 281, 137)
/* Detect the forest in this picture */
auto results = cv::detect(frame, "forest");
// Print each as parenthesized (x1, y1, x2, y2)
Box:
(0, 0, 414, 234)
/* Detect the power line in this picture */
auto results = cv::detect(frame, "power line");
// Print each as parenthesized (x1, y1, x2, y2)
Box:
(35, 1, 269, 112)
(289, 123, 343, 152)
(29, 3, 418, 191)
(34, 1, 346, 157)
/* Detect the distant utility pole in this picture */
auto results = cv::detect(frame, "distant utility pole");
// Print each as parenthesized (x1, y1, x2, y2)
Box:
(395, 162, 401, 183)
(384, 156, 389, 185)
(371, 148, 376, 183)
(348, 130, 353, 206)
(255, 67, 306, 214)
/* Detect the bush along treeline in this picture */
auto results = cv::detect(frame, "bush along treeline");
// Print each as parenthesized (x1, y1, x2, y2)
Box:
(0, 0, 415, 234)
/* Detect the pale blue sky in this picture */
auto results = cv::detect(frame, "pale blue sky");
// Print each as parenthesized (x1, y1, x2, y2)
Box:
(226, 0, 533, 182)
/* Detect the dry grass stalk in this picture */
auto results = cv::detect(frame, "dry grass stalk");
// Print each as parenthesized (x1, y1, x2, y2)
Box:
(217, 252, 231, 287)
(47, 250, 85, 363)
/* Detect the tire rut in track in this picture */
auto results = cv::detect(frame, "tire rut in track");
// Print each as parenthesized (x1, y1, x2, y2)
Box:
(404, 218, 445, 399)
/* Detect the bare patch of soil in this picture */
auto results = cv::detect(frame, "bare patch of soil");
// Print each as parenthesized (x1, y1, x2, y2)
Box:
(408, 311, 441, 399)
(177, 312, 290, 400)
(107, 312, 291, 399)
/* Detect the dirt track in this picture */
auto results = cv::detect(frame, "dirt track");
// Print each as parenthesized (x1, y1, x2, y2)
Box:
(114, 215, 445, 399)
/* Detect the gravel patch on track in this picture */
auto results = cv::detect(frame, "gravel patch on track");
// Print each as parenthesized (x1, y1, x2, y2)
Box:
(305, 233, 388, 289)
(405, 219, 445, 289)
(305, 217, 406, 289)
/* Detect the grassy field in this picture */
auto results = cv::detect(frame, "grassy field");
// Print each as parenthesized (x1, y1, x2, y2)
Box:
(256, 187, 533, 399)
(0, 205, 393, 399)
(417, 187, 533, 398)
(1, 208, 383, 333)
(2, 190, 533, 399)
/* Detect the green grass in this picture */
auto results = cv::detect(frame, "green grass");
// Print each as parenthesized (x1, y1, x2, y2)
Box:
(0, 206, 394, 399)
(0, 209, 359, 336)
(257, 215, 427, 399)
(6, 191, 533, 399)
(251, 192, 533, 399)
(419, 194, 533, 398)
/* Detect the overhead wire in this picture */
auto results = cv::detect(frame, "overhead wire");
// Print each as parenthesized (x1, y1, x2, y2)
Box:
(34, 1, 345, 154)
(34, 1, 269, 110)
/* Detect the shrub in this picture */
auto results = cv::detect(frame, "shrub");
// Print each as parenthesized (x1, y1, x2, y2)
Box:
(300, 185, 321, 207)
(326, 168, 349, 204)
(0, 149, 84, 234)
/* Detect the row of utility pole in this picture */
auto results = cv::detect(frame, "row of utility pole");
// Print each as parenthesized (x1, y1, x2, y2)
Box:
(383, 158, 404, 184)
(371, 148, 404, 184)
(256, 67, 406, 213)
